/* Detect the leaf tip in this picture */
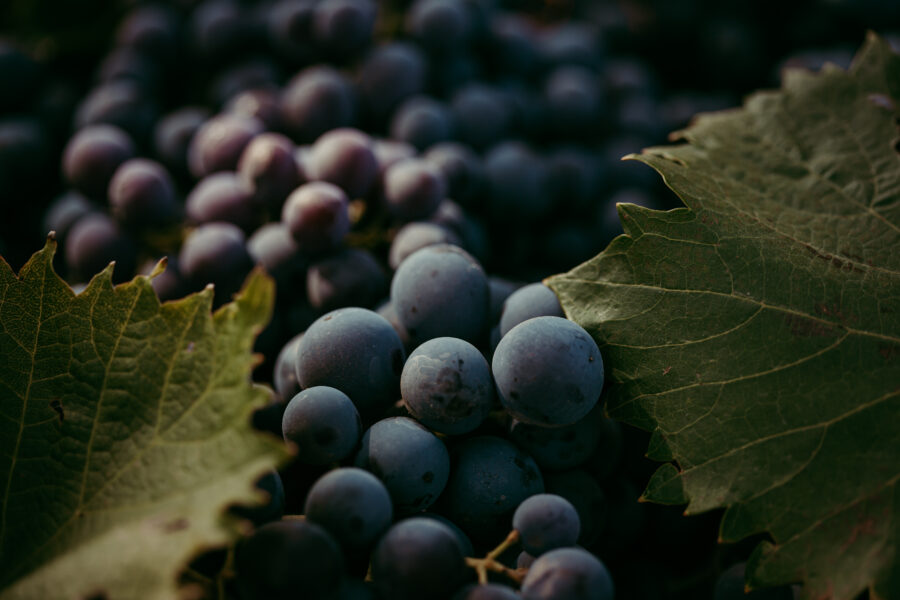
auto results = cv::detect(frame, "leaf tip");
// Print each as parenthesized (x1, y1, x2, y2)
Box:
(149, 257, 168, 280)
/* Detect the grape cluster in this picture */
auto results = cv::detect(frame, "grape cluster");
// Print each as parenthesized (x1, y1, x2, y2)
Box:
(0, 0, 881, 598)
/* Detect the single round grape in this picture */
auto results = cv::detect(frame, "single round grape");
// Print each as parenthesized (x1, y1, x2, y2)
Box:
(492, 316, 603, 426)
(186, 172, 261, 233)
(153, 107, 209, 175)
(383, 158, 446, 222)
(438, 435, 544, 544)
(373, 138, 417, 178)
(234, 519, 345, 600)
(520, 547, 613, 600)
(419, 512, 474, 557)
(512, 494, 580, 556)
(247, 222, 303, 290)
(390, 244, 490, 345)
(281, 181, 350, 255)
(389, 222, 461, 270)
(64, 213, 137, 284)
(371, 517, 467, 600)
(542, 66, 604, 140)
(238, 132, 300, 213)
(304, 467, 393, 551)
(389, 95, 454, 151)
(312, 0, 377, 61)
(108, 158, 179, 230)
(406, 0, 473, 55)
(307, 127, 378, 198)
(423, 141, 484, 206)
(225, 88, 283, 131)
(282, 386, 361, 465)
(449, 84, 511, 150)
(188, 113, 264, 179)
(401, 337, 493, 435)
(295, 307, 405, 418)
(281, 66, 357, 143)
(483, 141, 551, 222)
(357, 42, 427, 124)
(499, 283, 563, 337)
(74, 81, 156, 143)
(178, 221, 253, 304)
(306, 247, 386, 312)
(355, 416, 449, 512)
(63, 124, 136, 199)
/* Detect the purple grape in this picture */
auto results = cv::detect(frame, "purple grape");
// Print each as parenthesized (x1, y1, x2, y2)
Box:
(281, 181, 350, 255)
(389, 222, 461, 270)
(281, 66, 357, 143)
(63, 125, 136, 199)
(520, 547, 613, 600)
(154, 107, 210, 176)
(406, 0, 473, 55)
(312, 0, 377, 61)
(306, 247, 386, 312)
(178, 221, 253, 304)
(512, 494, 580, 556)
(423, 142, 484, 206)
(358, 43, 427, 124)
(238, 132, 301, 213)
(383, 158, 446, 222)
(498, 283, 563, 337)
(64, 213, 137, 284)
(307, 128, 378, 198)
(389, 96, 454, 151)
(108, 158, 179, 230)
(186, 172, 262, 233)
(188, 113, 264, 179)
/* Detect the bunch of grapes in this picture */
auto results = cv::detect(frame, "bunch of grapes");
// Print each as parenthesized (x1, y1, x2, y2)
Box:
(2, 0, 888, 597)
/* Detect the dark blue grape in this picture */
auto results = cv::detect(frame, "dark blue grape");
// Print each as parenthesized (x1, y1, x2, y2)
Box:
(452, 583, 522, 600)
(390, 96, 454, 152)
(154, 107, 210, 176)
(63, 125, 136, 200)
(210, 59, 281, 108)
(450, 85, 512, 150)
(542, 66, 604, 140)
(389, 222, 461, 270)
(545, 147, 602, 214)
(308, 128, 378, 198)
(371, 517, 467, 600)
(281, 181, 350, 255)
(355, 416, 449, 512)
(492, 316, 603, 426)
(375, 300, 412, 349)
(267, 0, 317, 65)
(714, 562, 794, 600)
(509, 405, 604, 472)
(423, 142, 484, 206)
(304, 467, 393, 551)
(178, 221, 253, 304)
(247, 222, 303, 290)
(108, 158, 179, 230)
(64, 213, 137, 284)
(383, 158, 446, 222)
(406, 0, 473, 54)
(115, 4, 180, 62)
(230, 470, 286, 526)
(487, 276, 521, 323)
(312, 0, 377, 61)
(189, 0, 252, 64)
(438, 435, 544, 544)
(483, 141, 551, 223)
(306, 248, 386, 312)
(282, 386, 361, 464)
(498, 283, 563, 337)
(75, 81, 157, 143)
(188, 113, 264, 179)
(234, 519, 344, 600)
(281, 66, 357, 143)
(400, 337, 493, 435)
(512, 493, 580, 556)
(238, 132, 300, 214)
(186, 172, 262, 233)
(97, 48, 161, 92)
(358, 43, 427, 125)
(273, 332, 304, 401)
(390, 244, 490, 345)
(487, 13, 539, 81)
(295, 307, 405, 418)
(419, 512, 475, 557)
(536, 22, 602, 70)
(520, 547, 613, 600)
(541, 223, 599, 271)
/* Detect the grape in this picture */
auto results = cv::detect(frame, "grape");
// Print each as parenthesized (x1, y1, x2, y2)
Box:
(518, 551, 536, 569)
(389, 95, 454, 151)
(273, 332, 304, 400)
(452, 583, 522, 600)
(542, 66, 604, 140)
(188, 113, 264, 179)
(492, 316, 604, 426)
(373, 139, 417, 179)
(487, 276, 521, 323)
(281, 66, 357, 143)
(450, 84, 512, 150)
(383, 158, 447, 222)
(247, 222, 303, 290)
(306, 248, 386, 312)
(295, 307, 405, 418)
(438, 435, 544, 544)
(178, 221, 253, 304)
(75, 81, 156, 143)
(153, 107, 210, 176)
(406, 0, 473, 55)
(230, 470, 286, 526)
(304, 467, 393, 551)
(423, 142, 484, 206)
(487, 13, 539, 81)
(97, 48, 161, 92)
(355, 416, 449, 512)
(312, 0, 377, 61)
(186, 172, 261, 233)
(234, 519, 344, 600)
(390, 244, 490, 345)
(375, 300, 412, 349)
(282, 386, 361, 464)
(419, 512, 475, 557)
(520, 547, 614, 600)
(307, 128, 378, 198)
(189, 0, 251, 64)
(238, 132, 300, 213)
(536, 22, 601, 70)
(64, 213, 137, 284)
(545, 147, 602, 214)
(211, 59, 282, 108)
(400, 336, 493, 435)
(389, 222, 461, 269)
(108, 158, 179, 230)
(281, 181, 350, 255)
(225, 88, 283, 131)
(357, 42, 427, 124)
(512, 493, 580, 556)
(63, 124, 136, 199)
(371, 517, 467, 600)
(483, 141, 551, 222)
(498, 283, 563, 338)
(714, 563, 794, 599)
(114, 4, 180, 62)
(509, 405, 604, 472)
(42, 192, 94, 246)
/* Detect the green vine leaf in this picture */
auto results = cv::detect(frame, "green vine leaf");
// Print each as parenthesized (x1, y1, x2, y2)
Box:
(0, 238, 288, 600)
(547, 33, 900, 600)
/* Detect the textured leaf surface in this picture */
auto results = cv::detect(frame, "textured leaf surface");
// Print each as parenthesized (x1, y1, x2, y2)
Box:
(0, 238, 285, 600)
(547, 33, 900, 600)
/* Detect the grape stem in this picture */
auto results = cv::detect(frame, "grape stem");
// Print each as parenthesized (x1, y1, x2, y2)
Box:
(464, 529, 528, 585)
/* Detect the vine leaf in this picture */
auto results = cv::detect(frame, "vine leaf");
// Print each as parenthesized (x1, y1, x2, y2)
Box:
(547, 33, 900, 600)
(0, 238, 287, 600)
